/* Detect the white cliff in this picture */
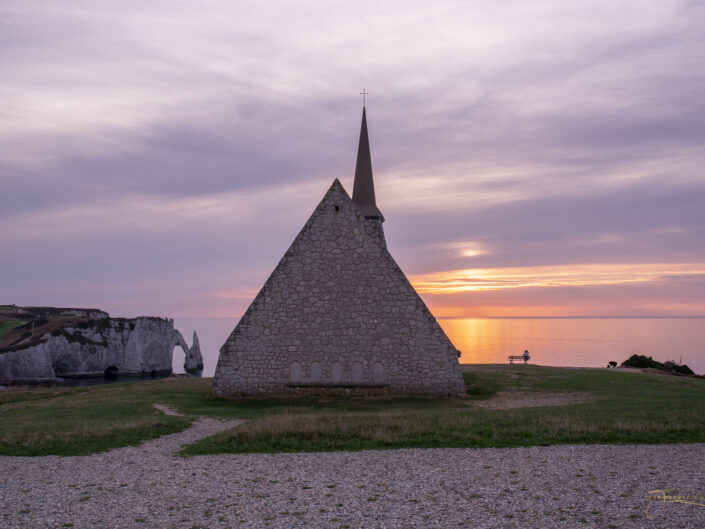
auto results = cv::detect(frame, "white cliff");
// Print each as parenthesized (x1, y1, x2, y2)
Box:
(0, 310, 204, 384)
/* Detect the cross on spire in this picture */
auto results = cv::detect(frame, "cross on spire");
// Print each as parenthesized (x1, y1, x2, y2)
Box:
(360, 88, 368, 106)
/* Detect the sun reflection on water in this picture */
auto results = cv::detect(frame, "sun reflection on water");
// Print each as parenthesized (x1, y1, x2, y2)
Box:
(438, 317, 705, 374)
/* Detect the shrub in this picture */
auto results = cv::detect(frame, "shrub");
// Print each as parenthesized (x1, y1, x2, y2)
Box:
(622, 355, 664, 370)
(623, 354, 694, 375)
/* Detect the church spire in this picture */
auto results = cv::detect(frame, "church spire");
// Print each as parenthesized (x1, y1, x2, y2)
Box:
(352, 106, 383, 219)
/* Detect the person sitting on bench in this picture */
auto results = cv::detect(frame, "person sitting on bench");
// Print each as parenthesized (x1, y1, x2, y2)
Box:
(508, 351, 531, 364)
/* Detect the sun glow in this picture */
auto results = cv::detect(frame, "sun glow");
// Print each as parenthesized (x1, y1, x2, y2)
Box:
(437, 241, 488, 258)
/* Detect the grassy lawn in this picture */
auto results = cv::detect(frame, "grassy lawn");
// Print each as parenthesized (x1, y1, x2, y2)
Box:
(1, 365, 704, 457)
(183, 365, 705, 455)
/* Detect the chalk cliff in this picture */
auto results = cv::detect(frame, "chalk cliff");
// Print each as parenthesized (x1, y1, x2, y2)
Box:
(0, 306, 202, 384)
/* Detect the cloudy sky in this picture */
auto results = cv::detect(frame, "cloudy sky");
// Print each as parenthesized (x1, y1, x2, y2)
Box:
(2, 0, 704, 318)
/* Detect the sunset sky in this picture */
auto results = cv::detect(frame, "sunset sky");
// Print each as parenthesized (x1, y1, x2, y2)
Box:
(2, 1, 704, 318)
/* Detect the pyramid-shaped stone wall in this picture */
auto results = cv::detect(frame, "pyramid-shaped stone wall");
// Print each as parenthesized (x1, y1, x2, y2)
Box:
(212, 179, 465, 397)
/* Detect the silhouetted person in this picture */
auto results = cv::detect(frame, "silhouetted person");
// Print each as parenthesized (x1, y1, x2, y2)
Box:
(523, 350, 530, 363)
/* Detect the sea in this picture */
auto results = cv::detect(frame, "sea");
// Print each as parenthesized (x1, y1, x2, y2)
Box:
(171, 317, 705, 377)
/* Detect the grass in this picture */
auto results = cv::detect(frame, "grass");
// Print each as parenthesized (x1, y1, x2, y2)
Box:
(1, 365, 704, 456)
(0, 380, 193, 456)
(182, 365, 705, 455)
(0, 319, 25, 345)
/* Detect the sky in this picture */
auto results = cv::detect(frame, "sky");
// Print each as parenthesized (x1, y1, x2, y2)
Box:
(2, 0, 705, 319)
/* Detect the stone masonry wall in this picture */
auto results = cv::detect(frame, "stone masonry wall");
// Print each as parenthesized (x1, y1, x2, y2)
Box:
(212, 180, 466, 397)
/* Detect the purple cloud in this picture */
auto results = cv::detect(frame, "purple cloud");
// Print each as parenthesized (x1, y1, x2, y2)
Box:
(2, 1, 704, 317)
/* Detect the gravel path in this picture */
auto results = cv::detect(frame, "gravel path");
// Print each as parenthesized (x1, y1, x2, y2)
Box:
(470, 391, 597, 409)
(1, 416, 704, 529)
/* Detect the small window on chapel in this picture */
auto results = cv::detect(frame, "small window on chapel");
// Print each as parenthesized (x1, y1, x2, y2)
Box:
(373, 362, 384, 383)
(352, 362, 363, 383)
(290, 363, 301, 383)
(311, 362, 322, 383)
(332, 362, 342, 383)
(334, 205, 339, 211)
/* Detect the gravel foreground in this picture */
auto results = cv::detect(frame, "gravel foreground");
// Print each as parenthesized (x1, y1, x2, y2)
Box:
(1, 418, 704, 529)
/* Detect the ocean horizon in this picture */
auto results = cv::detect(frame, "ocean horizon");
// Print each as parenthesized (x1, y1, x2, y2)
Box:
(171, 316, 705, 377)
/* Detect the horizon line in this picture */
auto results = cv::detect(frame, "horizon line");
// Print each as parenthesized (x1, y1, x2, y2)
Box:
(170, 315, 705, 320)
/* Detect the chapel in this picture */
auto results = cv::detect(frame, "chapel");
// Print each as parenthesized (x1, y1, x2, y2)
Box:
(212, 107, 466, 397)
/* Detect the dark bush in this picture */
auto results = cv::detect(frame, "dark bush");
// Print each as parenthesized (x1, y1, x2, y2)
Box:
(622, 354, 665, 370)
(665, 361, 695, 375)
(623, 354, 694, 375)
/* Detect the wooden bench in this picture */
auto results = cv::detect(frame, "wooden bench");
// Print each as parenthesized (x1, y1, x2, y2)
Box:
(508, 355, 530, 364)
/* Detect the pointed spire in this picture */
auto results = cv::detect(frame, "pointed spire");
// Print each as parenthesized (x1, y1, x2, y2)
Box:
(352, 107, 383, 219)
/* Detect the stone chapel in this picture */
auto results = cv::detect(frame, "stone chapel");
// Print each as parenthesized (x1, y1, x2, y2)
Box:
(212, 107, 466, 397)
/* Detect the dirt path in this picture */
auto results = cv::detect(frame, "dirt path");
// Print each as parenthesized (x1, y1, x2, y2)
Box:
(470, 390, 597, 409)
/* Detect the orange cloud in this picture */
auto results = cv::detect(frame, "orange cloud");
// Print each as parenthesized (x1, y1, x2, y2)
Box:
(410, 263, 705, 295)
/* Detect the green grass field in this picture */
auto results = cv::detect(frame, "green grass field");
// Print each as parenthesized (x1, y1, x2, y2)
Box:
(1, 365, 703, 457)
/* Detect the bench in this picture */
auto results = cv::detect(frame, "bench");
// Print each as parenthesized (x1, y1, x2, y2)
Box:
(508, 355, 530, 364)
